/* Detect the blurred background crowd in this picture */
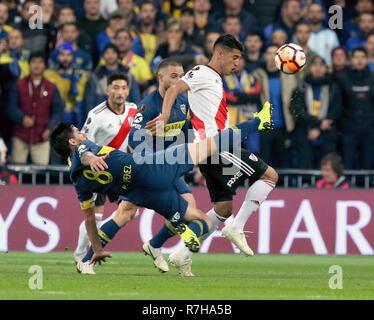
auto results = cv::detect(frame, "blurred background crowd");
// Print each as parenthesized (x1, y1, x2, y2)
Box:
(0, 0, 373, 177)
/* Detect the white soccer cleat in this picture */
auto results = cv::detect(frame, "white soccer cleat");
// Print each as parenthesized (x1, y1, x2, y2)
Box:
(76, 260, 96, 275)
(168, 251, 194, 277)
(73, 251, 87, 265)
(222, 224, 254, 256)
(142, 241, 169, 273)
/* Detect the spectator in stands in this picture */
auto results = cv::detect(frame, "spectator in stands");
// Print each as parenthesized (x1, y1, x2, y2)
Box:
(202, 30, 220, 60)
(344, 0, 374, 40)
(316, 153, 350, 189)
(345, 12, 374, 52)
(151, 18, 198, 72)
(15, 0, 51, 54)
(223, 55, 262, 154)
(0, 51, 18, 145)
(77, 0, 108, 45)
(6, 52, 64, 165)
(243, 30, 264, 74)
(0, 2, 12, 41)
(335, 47, 374, 169)
(193, 0, 214, 47)
(331, 46, 349, 74)
(293, 21, 319, 80)
(132, 0, 160, 65)
(306, 2, 340, 66)
(1, 28, 30, 79)
(112, 28, 153, 90)
(49, 22, 93, 72)
(96, 9, 127, 57)
(264, 0, 301, 44)
(180, 6, 204, 51)
(118, 0, 139, 28)
(365, 32, 374, 72)
(54, 6, 93, 54)
(162, 0, 194, 20)
(252, 43, 298, 168)
(41, 0, 55, 26)
(290, 56, 342, 169)
(270, 28, 288, 47)
(44, 42, 89, 128)
(3, 0, 22, 26)
(222, 15, 245, 43)
(211, 0, 257, 34)
(85, 43, 140, 117)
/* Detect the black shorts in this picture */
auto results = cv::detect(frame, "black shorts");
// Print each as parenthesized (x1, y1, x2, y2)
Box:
(198, 148, 268, 203)
(95, 193, 107, 206)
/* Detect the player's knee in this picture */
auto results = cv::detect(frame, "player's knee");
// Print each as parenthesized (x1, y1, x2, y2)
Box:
(114, 201, 138, 227)
(214, 202, 232, 218)
(261, 166, 278, 184)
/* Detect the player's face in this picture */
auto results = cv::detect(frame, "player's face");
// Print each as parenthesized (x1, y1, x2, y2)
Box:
(221, 48, 242, 75)
(321, 162, 338, 184)
(70, 126, 87, 146)
(107, 79, 129, 106)
(159, 65, 184, 91)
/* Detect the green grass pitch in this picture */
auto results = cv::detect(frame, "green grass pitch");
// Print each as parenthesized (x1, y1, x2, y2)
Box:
(0, 251, 373, 300)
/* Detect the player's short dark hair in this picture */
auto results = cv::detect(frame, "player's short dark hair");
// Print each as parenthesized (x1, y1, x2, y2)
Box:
(50, 122, 74, 158)
(214, 33, 244, 53)
(107, 72, 130, 86)
(351, 46, 368, 57)
(28, 51, 47, 65)
(156, 58, 182, 74)
(321, 153, 344, 177)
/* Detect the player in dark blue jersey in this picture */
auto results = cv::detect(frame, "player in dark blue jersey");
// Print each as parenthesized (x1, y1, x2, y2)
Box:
(50, 113, 266, 274)
(128, 59, 195, 272)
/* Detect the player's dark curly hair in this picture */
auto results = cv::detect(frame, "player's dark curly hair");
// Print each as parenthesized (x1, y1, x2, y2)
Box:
(214, 33, 244, 53)
(50, 122, 74, 158)
(107, 72, 130, 86)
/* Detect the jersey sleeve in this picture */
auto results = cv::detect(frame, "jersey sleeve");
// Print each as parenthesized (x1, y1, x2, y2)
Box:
(128, 100, 157, 150)
(74, 185, 95, 210)
(180, 66, 205, 93)
(81, 111, 98, 142)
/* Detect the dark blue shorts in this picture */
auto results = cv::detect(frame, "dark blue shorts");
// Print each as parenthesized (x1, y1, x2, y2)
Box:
(119, 144, 194, 223)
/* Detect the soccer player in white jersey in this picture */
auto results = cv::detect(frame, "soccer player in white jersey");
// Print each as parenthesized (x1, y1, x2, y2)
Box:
(73, 72, 138, 263)
(146, 34, 278, 276)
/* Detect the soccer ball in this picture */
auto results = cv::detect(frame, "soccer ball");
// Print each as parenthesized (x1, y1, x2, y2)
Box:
(275, 43, 306, 74)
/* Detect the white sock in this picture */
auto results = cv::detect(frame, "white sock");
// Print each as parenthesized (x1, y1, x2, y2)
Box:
(231, 179, 275, 231)
(175, 208, 227, 260)
(74, 213, 104, 256)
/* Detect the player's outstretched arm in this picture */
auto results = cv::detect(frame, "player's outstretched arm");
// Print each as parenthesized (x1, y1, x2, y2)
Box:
(82, 207, 112, 264)
(145, 80, 189, 135)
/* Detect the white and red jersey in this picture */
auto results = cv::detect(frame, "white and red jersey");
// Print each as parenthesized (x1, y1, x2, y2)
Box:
(181, 65, 229, 142)
(82, 100, 138, 152)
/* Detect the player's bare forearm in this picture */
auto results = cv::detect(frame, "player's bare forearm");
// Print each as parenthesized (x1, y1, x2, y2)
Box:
(83, 207, 103, 253)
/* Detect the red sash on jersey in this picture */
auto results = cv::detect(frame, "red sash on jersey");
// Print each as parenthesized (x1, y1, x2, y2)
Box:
(107, 108, 138, 149)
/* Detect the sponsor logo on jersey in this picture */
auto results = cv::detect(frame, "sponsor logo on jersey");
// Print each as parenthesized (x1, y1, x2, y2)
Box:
(133, 113, 143, 124)
(187, 71, 194, 78)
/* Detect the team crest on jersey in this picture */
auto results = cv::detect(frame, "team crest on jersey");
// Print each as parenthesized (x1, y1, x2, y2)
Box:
(180, 104, 186, 115)
(138, 104, 147, 113)
(249, 153, 258, 162)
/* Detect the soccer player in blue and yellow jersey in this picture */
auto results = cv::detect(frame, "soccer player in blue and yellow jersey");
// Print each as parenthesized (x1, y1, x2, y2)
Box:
(128, 59, 194, 273)
(50, 109, 267, 274)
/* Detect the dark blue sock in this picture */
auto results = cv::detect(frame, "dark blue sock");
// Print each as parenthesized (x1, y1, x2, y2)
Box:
(149, 224, 175, 248)
(82, 219, 121, 262)
(187, 219, 209, 238)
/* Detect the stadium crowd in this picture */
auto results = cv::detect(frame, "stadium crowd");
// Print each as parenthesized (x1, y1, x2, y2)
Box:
(0, 0, 373, 177)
